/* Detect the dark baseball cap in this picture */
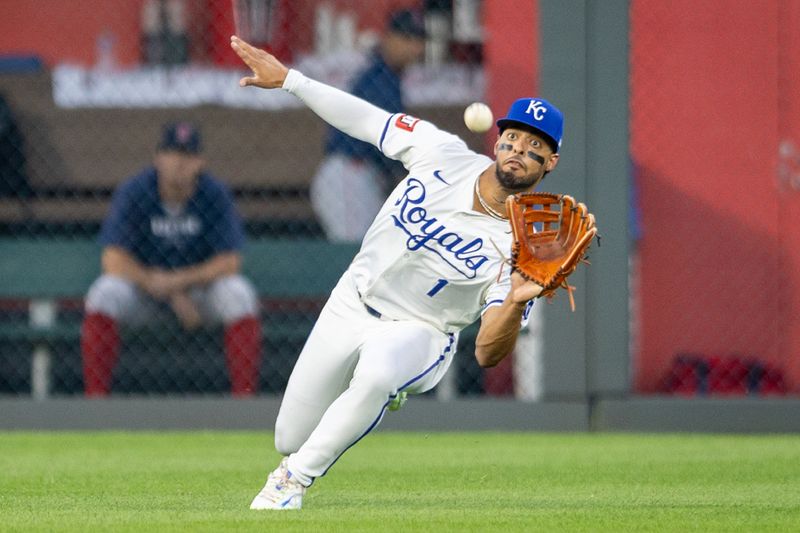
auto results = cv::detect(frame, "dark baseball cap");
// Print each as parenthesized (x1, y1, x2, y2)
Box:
(387, 9, 426, 38)
(157, 121, 202, 154)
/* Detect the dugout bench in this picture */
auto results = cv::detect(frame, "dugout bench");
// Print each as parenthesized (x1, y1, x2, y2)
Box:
(0, 237, 359, 398)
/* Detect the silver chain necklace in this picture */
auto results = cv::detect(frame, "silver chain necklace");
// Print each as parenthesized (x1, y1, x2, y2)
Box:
(474, 177, 507, 221)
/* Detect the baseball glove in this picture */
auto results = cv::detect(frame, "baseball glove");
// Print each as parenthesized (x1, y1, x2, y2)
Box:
(506, 192, 598, 311)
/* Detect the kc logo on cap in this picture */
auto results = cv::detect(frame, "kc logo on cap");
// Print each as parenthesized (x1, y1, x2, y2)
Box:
(525, 100, 548, 121)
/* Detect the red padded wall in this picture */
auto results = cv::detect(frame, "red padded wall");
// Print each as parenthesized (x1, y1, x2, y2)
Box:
(631, 0, 800, 392)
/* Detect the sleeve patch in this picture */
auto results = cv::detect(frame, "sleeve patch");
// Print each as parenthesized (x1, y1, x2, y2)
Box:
(395, 114, 421, 132)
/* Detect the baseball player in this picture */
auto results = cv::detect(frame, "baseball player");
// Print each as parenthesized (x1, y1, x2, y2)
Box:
(230, 36, 562, 510)
(80, 122, 262, 396)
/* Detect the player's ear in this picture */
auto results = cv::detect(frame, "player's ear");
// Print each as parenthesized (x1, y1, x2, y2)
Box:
(545, 153, 560, 172)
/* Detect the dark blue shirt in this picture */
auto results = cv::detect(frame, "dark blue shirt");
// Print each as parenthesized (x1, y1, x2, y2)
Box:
(99, 167, 244, 268)
(324, 49, 406, 186)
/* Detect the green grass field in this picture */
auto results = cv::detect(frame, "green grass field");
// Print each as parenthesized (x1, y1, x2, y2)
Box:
(1, 431, 798, 532)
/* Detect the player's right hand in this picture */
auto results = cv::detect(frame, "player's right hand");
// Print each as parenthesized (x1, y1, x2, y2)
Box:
(170, 292, 203, 331)
(230, 35, 289, 89)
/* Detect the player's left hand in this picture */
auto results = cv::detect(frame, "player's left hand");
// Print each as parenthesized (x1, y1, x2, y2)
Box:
(510, 270, 544, 304)
(230, 35, 289, 89)
(145, 270, 187, 299)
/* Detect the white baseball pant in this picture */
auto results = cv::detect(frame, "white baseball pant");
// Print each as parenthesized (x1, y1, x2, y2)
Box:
(309, 154, 386, 242)
(274, 269, 455, 486)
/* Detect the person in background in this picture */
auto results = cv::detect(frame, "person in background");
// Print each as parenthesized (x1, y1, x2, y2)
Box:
(140, 0, 189, 66)
(310, 8, 426, 241)
(80, 122, 262, 396)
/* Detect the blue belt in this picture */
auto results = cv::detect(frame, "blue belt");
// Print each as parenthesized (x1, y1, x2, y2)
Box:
(364, 303, 382, 319)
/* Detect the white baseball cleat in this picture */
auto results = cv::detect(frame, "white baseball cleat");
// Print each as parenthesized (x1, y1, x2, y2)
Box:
(249, 457, 306, 510)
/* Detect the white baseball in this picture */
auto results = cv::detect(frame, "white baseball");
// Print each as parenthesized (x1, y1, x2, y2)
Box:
(463, 102, 493, 133)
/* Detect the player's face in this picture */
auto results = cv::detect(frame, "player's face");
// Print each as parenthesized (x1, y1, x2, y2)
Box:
(493, 128, 559, 191)
(155, 151, 204, 202)
(382, 33, 425, 71)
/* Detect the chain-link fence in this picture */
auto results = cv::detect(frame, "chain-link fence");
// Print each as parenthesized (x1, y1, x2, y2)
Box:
(5, 1, 795, 400)
(0, 0, 519, 398)
(630, 0, 799, 397)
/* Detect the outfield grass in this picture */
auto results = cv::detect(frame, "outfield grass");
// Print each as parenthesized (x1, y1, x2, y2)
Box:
(0, 431, 798, 532)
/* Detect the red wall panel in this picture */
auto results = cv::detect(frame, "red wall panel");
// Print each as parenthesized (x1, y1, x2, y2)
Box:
(0, 0, 146, 67)
(631, 0, 800, 392)
(1, 0, 423, 68)
(484, 0, 538, 152)
(776, 0, 800, 391)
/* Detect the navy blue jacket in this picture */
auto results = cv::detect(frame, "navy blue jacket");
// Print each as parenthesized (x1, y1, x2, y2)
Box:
(100, 167, 244, 268)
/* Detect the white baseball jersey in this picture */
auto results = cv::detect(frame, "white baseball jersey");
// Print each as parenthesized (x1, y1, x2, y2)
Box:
(349, 113, 530, 334)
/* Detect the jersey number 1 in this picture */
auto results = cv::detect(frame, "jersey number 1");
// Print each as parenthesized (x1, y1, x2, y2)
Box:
(427, 279, 449, 297)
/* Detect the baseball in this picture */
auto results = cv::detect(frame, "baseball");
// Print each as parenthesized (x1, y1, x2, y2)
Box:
(463, 102, 493, 133)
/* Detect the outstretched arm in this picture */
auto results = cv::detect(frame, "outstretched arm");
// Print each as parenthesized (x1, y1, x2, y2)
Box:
(230, 36, 391, 147)
(474, 272, 543, 368)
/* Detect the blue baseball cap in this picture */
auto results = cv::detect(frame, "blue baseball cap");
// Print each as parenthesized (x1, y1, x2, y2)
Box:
(496, 98, 564, 152)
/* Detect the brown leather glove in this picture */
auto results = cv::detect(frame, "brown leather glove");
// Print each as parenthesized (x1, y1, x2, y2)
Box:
(506, 192, 598, 311)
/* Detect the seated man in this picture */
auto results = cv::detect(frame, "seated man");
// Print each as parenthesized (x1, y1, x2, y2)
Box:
(310, 8, 426, 242)
(80, 122, 262, 396)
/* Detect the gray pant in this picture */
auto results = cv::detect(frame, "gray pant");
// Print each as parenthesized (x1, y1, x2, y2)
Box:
(85, 274, 259, 325)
